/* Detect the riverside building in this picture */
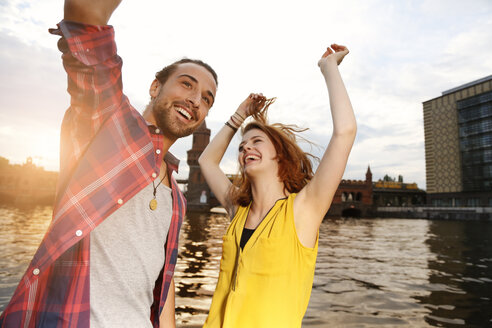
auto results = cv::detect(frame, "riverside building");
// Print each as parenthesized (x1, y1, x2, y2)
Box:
(423, 75, 492, 207)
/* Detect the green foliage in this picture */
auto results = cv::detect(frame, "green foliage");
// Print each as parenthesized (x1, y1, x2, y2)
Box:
(383, 174, 394, 182)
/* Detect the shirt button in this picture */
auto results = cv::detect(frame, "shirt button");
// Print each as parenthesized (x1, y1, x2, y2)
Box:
(33, 268, 40, 276)
(156, 149, 161, 154)
(117, 199, 123, 205)
(155, 128, 160, 134)
(75, 230, 83, 237)
(152, 172, 157, 178)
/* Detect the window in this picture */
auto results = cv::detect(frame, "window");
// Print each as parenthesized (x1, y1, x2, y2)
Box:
(453, 198, 462, 207)
(432, 199, 442, 207)
(466, 198, 480, 207)
(441, 198, 452, 207)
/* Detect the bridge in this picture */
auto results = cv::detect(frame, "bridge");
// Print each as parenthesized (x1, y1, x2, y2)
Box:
(182, 123, 426, 217)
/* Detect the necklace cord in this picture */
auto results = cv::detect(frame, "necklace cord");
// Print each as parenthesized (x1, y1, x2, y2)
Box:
(152, 169, 168, 197)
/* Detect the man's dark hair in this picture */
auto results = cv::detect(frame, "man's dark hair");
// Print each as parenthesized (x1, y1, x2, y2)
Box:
(155, 58, 218, 86)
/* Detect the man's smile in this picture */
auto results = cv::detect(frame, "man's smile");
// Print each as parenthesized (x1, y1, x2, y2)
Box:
(174, 104, 194, 121)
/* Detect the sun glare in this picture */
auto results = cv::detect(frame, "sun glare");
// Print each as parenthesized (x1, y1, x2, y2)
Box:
(28, 132, 60, 171)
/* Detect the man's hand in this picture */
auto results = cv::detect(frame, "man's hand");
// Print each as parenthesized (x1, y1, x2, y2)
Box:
(64, 0, 122, 25)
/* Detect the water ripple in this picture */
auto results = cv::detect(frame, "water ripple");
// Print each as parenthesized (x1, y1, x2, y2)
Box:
(1, 208, 491, 327)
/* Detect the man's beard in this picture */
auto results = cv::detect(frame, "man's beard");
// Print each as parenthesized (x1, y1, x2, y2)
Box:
(153, 100, 199, 139)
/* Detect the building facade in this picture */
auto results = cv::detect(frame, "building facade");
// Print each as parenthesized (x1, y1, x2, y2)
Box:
(423, 75, 492, 207)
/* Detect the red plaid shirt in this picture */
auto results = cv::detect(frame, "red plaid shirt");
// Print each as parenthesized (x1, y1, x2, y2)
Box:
(0, 21, 186, 328)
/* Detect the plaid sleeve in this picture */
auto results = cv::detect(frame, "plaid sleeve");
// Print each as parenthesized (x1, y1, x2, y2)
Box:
(50, 20, 126, 196)
(49, 21, 124, 171)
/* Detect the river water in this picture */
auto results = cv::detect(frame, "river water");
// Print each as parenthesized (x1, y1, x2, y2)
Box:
(0, 205, 491, 327)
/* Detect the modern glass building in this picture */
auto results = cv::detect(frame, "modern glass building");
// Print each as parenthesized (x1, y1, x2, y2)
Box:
(423, 75, 492, 207)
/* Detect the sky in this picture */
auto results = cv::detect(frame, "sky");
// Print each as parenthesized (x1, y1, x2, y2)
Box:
(1, 0, 491, 190)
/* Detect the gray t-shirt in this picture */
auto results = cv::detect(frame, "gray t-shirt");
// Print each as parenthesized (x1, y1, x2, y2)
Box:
(90, 181, 173, 328)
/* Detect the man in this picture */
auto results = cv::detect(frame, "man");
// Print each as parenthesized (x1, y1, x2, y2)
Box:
(0, 0, 217, 327)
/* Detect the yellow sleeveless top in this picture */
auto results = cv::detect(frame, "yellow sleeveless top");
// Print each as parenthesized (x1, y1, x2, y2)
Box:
(203, 193, 318, 328)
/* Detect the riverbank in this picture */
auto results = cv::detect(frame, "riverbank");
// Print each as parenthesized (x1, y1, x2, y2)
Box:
(377, 206, 492, 220)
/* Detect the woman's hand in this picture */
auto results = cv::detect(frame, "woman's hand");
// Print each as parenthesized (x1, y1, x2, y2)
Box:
(236, 93, 267, 118)
(200, 94, 270, 218)
(318, 44, 349, 73)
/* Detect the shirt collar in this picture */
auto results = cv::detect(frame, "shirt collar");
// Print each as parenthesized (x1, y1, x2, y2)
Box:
(146, 122, 180, 174)
(164, 152, 180, 174)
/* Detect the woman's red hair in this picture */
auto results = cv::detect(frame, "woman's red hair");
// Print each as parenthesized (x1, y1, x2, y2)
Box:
(230, 99, 316, 207)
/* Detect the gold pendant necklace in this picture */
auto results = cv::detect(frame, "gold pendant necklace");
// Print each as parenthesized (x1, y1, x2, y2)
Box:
(150, 169, 167, 211)
(149, 198, 158, 210)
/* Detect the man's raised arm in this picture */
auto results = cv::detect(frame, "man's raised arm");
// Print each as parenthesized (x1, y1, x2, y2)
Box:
(52, 0, 126, 183)
(64, 0, 122, 25)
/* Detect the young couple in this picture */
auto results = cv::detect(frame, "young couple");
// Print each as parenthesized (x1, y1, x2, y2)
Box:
(0, 0, 356, 327)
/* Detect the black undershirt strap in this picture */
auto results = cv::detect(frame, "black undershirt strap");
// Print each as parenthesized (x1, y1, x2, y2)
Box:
(240, 227, 255, 250)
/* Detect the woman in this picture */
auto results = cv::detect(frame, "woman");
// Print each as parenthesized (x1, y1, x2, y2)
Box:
(199, 44, 356, 328)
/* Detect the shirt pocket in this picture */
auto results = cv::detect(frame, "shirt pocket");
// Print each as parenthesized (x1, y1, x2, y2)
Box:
(247, 237, 290, 276)
(219, 235, 236, 273)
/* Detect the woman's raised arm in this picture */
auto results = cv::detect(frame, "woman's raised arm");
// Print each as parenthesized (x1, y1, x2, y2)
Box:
(294, 44, 357, 247)
(199, 94, 266, 216)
